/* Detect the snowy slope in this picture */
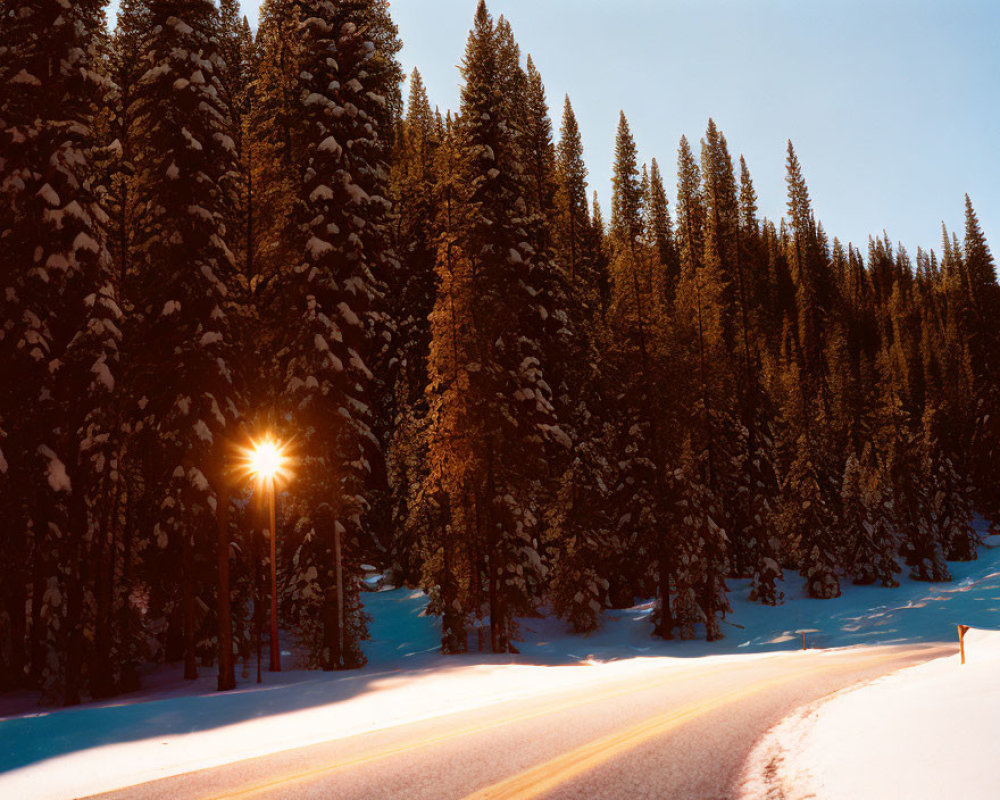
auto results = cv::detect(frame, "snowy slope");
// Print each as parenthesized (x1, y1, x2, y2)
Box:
(1, 527, 998, 799)
(739, 624, 1000, 800)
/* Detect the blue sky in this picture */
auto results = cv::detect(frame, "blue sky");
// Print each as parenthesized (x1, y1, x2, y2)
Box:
(111, 0, 998, 257)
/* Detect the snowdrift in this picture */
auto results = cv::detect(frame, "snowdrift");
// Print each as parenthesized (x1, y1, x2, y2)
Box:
(740, 625, 1000, 800)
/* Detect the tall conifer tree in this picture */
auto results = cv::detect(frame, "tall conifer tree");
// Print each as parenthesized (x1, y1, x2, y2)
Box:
(0, 0, 122, 700)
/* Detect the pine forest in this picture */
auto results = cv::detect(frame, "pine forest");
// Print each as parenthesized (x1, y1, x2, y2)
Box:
(1, 0, 998, 706)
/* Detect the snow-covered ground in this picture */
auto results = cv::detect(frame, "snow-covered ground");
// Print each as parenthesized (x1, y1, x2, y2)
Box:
(2, 525, 998, 799)
(739, 624, 1000, 800)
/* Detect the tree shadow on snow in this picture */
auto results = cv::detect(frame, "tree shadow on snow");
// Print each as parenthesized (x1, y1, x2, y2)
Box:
(2, 532, 998, 775)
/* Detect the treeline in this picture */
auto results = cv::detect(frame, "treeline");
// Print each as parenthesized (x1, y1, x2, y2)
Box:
(0, 0, 997, 704)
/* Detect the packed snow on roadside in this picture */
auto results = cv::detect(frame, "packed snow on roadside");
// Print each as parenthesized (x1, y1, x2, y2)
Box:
(739, 623, 1000, 800)
(1, 524, 998, 800)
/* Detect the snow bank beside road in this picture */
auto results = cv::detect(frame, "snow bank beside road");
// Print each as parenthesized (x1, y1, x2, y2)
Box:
(740, 625, 1000, 800)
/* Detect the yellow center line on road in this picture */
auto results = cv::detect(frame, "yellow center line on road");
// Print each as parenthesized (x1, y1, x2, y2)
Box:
(462, 648, 933, 800)
(201, 645, 944, 800)
(201, 656, 775, 800)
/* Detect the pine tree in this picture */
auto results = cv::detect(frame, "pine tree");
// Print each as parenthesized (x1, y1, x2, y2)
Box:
(246, 0, 302, 294)
(699, 119, 738, 351)
(605, 112, 675, 635)
(672, 124, 741, 590)
(277, 0, 401, 670)
(610, 114, 644, 252)
(888, 415, 950, 583)
(924, 408, 979, 562)
(781, 435, 841, 598)
(385, 70, 440, 584)
(842, 450, 899, 587)
(646, 158, 679, 302)
(0, 0, 123, 702)
(670, 445, 730, 641)
(554, 97, 593, 286)
(105, 0, 151, 296)
(522, 57, 557, 229)
(784, 142, 834, 392)
(216, 0, 255, 290)
(436, 1, 565, 652)
(675, 135, 704, 282)
(417, 111, 479, 652)
(130, 0, 243, 687)
(591, 192, 611, 316)
(961, 196, 1000, 527)
(546, 103, 610, 636)
(547, 434, 611, 634)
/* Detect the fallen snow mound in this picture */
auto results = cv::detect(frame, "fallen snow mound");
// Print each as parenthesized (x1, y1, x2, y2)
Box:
(739, 625, 1000, 800)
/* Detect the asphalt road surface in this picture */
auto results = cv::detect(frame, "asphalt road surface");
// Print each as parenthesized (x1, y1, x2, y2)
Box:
(86, 643, 952, 800)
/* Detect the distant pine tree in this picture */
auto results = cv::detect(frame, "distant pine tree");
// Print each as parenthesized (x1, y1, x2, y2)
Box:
(671, 446, 730, 641)
(385, 69, 440, 585)
(646, 158, 679, 302)
(889, 422, 950, 583)
(842, 450, 900, 587)
(554, 97, 593, 287)
(591, 192, 612, 315)
(961, 196, 1000, 528)
(781, 436, 841, 599)
(419, 113, 474, 653)
(924, 408, 979, 562)
(605, 112, 676, 635)
(675, 136, 704, 282)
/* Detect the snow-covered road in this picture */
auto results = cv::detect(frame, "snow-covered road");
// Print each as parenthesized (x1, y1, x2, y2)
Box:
(81, 644, 949, 800)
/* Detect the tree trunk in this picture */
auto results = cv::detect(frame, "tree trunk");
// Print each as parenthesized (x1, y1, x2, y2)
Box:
(182, 531, 198, 681)
(118, 480, 139, 693)
(324, 514, 344, 671)
(28, 491, 51, 687)
(63, 477, 89, 706)
(654, 549, 674, 640)
(4, 519, 28, 689)
(91, 475, 120, 700)
(253, 528, 262, 684)
(216, 485, 235, 691)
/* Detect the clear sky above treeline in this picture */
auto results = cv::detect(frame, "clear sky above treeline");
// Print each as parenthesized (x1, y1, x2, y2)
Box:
(109, 0, 998, 259)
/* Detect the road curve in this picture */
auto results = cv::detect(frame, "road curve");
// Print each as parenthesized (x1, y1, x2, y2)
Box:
(86, 643, 952, 800)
